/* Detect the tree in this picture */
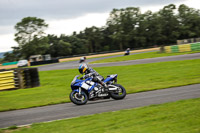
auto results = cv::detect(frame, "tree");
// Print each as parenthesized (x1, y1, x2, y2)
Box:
(48, 34, 87, 57)
(2, 47, 21, 62)
(14, 17, 48, 46)
(107, 7, 141, 50)
(178, 4, 200, 39)
(21, 37, 50, 59)
(66, 36, 88, 55)
(57, 40, 72, 56)
(158, 4, 179, 44)
(83, 26, 104, 53)
(12, 17, 49, 59)
(49, 39, 72, 57)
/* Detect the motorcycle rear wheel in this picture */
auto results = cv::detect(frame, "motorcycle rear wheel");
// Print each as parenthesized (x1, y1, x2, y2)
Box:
(70, 91, 88, 105)
(109, 84, 126, 100)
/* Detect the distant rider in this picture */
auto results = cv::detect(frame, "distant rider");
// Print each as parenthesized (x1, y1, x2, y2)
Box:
(124, 48, 130, 56)
(79, 56, 86, 63)
(78, 64, 108, 91)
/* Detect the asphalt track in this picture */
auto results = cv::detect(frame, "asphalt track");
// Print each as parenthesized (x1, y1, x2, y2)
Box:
(38, 53, 200, 71)
(0, 84, 200, 128)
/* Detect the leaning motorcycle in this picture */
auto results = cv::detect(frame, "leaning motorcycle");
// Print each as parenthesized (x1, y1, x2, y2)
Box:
(69, 74, 126, 105)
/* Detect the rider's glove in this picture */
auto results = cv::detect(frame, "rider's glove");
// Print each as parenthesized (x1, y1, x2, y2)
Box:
(88, 73, 93, 77)
(83, 75, 87, 79)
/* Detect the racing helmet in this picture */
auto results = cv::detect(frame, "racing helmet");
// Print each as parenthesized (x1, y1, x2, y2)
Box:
(78, 64, 88, 74)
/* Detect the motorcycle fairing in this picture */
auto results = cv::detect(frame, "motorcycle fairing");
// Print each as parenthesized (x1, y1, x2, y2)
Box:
(71, 76, 96, 92)
(104, 74, 118, 83)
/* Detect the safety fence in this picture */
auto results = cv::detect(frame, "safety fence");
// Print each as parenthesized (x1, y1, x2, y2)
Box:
(0, 68, 40, 91)
(164, 42, 200, 53)
(2, 61, 18, 66)
(30, 59, 59, 66)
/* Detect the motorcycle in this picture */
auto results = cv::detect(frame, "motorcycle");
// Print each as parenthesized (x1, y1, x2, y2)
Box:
(69, 74, 126, 105)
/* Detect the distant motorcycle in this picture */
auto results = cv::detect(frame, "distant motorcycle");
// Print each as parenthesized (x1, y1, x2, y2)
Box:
(69, 74, 126, 105)
(79, 57, 86, 63)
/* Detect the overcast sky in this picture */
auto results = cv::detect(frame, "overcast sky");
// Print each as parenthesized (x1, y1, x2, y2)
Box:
(0, 0, 199, 52)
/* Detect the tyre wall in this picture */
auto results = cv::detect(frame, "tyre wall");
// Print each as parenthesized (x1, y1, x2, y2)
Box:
(0, 68, 40, 91)
(164, 43, 200, 53)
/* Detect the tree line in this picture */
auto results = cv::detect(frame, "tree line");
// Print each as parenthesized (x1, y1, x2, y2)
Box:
(2, 4, 200, 62)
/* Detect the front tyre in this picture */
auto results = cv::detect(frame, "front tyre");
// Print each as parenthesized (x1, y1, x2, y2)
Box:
(70, 90, 88, 105)
(109, 84, 126, 100)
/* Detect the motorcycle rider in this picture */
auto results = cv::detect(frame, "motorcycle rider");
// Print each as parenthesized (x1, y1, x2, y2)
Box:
(124, 48, 130, 56)
(79, 56, 86, 63)
(78, 64, 108, 91)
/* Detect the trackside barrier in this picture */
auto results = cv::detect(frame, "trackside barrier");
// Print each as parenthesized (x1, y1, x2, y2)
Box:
(0, 70, 15, 90)
(163, 43, 200, 53)
(30, 59, 59, 66)
(0, 68, 40, 91)
(2, 61, 18, 66)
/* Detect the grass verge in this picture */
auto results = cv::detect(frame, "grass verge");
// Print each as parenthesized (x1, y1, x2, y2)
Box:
(1, 98, 199, 133)
(0, 59, 200, 111)
(90, 51, 200, 64)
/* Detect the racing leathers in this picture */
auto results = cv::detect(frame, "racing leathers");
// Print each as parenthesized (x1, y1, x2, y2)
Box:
(82, 67, 108, 91)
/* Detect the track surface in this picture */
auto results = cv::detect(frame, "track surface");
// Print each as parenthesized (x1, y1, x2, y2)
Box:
(38, 53, 200, 71)
(0, 84, 200, 128)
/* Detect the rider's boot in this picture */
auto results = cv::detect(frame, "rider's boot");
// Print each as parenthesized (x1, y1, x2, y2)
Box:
(101, 82, 108, 92)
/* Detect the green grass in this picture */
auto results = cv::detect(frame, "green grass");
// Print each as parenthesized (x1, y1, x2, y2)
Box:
(91, 51, 200, 64)
(0, 59, 200, 111)
(1, 98, 200, 133)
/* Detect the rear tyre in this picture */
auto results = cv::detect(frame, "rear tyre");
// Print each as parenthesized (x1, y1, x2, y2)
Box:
(109, 84, 126, 100)
(70, 90, 88, 105)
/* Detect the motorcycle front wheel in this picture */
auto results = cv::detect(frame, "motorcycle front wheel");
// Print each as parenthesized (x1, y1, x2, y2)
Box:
(70, 90, 88, 105)
(109, 84, 126, 100)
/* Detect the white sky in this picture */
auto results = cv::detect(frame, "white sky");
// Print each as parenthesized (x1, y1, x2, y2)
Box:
(0, 0, 199, 52)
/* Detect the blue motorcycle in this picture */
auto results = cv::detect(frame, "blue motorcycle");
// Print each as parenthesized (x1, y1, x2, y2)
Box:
(70, 74, 126, 105)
